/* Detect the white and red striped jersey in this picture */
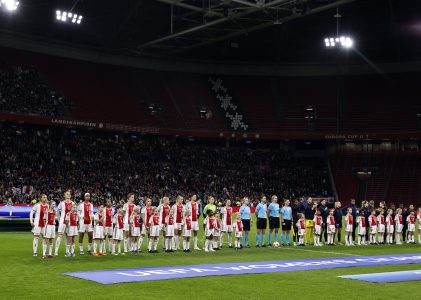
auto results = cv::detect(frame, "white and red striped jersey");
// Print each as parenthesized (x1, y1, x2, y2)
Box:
(357, 216, 366, 228)
(386, 215, 394, 226)
(407, 215, 416, 224)
(66, 212, 78, 226)
(214, 218, 221, 230)
(220, 206, 233, 226)
(234, 219, 243, 232)
(94, 213, 105, 226)
(184, 216, 192, 230)
(172, 204, 185, 224)
(78, 202, 93, 225)
(185, 201, 199, 222)
(114, 214, 124, 229)
(297, 219, 306, 229)
(141, 206, 153, 227)
(45, 209, 56, 226)
(369, 215, 377, 226)
(327, 215, 335, 226)
(149, 215, 160, 226)
(377, 214, 385, 225)
(165, 214, 175, 226)
(30, 202, 49, 227)
(123, 203, 136, 224)
(58, 200, 74, 225)
(346, 214, 353, 225)
(158, 204, 171, 225)
(313, 215, 323, 226)
(394, 214, 403, 225)
(131, 214, 141, 228)
(205, 217, 215, 230)
(104, 207, 115, 227)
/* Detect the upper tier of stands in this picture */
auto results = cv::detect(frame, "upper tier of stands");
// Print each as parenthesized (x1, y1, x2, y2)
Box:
(1, 47, 419, 135)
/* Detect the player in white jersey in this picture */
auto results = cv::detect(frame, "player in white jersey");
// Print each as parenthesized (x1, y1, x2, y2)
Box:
(345, 208, 354, 246)
(183, 210, 193, 252)
(356, 210, 367, 245)
(54, 191, 74, 256)
(123, 193, 136, 253)
(172, 195, 185, 250)
(164, 208, 175, 252)
(65, 204, 79, 256)
(148, 208, 161, 253)
(377, 210, 385, 244)
(93, 205, 105, 256)
(112, 207, 125, 255)
(158, 197, 171, 250)
(140, 198, 153, 252)
(130, 207, 142, 253)
(43, 201, 57, 258)
(212, 212, 222, 250)
(385, 209, 394, 244)
(185, 195, 201, 250)
(220, 199, 234, 248)
(326, 209, 336, 245)
(204, 210, 215, 252)
(368, 210, 378, 244)
(233, 213, 243, 250)
(394, 208, 404, 244)
(104, 199, 115, 253)
(77, 193, 94, 255)
(406, 211, 416, 243)
(30, 194, 49, 257)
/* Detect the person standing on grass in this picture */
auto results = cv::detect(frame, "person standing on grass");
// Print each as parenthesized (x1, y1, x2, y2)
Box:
(267, 195, 280, 246)
(317, 199, 328, 243)
(43, 201, 57, 258)
(172, 195, 185, 251)
(333, 201, 343, 245)
(123, 193, 136, 253)
(291, 199, 300, 246)
(302, 197, 317, 245)
(361, 201, 371, 242)
(185, 194, 202, 250)
(77, 193, 94, 255)
(239, 197, 251, 248)
(30, 194, 49, 257)
(220, 199, 234, 248)
(255, 196, 268, 247)
(344, 199, 359, 242)
(280, 199, 292, 246)
(54, 191, 74, 256)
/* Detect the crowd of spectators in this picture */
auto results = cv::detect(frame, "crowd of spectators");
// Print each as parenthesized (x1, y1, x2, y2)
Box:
(0, 124, 331, 205)
(0, 65, 70, 117)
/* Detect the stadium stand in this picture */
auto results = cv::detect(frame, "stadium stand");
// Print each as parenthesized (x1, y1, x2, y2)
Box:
(0, 124, 331, 205)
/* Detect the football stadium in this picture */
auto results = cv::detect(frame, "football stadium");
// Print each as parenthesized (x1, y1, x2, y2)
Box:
(0, 0, 421, 299)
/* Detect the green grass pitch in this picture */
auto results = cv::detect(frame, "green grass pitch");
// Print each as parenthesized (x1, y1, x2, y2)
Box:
(0, 223, 420, 300)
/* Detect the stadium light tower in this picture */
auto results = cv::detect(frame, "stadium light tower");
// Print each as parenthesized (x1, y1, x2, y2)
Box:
(324, 8, 353, 49)
(55, 0, 83, 25)
(0, 0, 20, 11)
(56, 10, 83, 24)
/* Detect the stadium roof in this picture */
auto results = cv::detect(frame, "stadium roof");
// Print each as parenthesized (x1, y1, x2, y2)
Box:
(0, 0, 421, 64)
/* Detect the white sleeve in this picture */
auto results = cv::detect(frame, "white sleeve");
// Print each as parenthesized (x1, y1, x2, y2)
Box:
(30, 204, 37, 225)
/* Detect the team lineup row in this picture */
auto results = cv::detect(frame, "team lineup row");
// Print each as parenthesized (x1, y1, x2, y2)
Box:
(30, 192, 421, 258)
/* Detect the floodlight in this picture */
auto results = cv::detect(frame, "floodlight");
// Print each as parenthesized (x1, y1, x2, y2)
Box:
(324, 36, 353, 48)
(0, 0, 19, 11)
(55, 10, 83, 25)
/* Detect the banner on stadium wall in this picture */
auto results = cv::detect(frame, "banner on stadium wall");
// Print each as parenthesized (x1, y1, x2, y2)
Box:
(2, 112, 421, 140)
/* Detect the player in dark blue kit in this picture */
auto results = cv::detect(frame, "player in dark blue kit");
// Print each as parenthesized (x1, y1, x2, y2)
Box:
(334, 201, 343, 245)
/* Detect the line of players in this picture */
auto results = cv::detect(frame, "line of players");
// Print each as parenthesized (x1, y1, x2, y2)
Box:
(30, 192, 244, 258)
(296, 206, 420, 247)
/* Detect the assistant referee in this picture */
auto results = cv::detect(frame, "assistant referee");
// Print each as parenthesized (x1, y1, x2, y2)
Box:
(255, 196, 268, 247)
